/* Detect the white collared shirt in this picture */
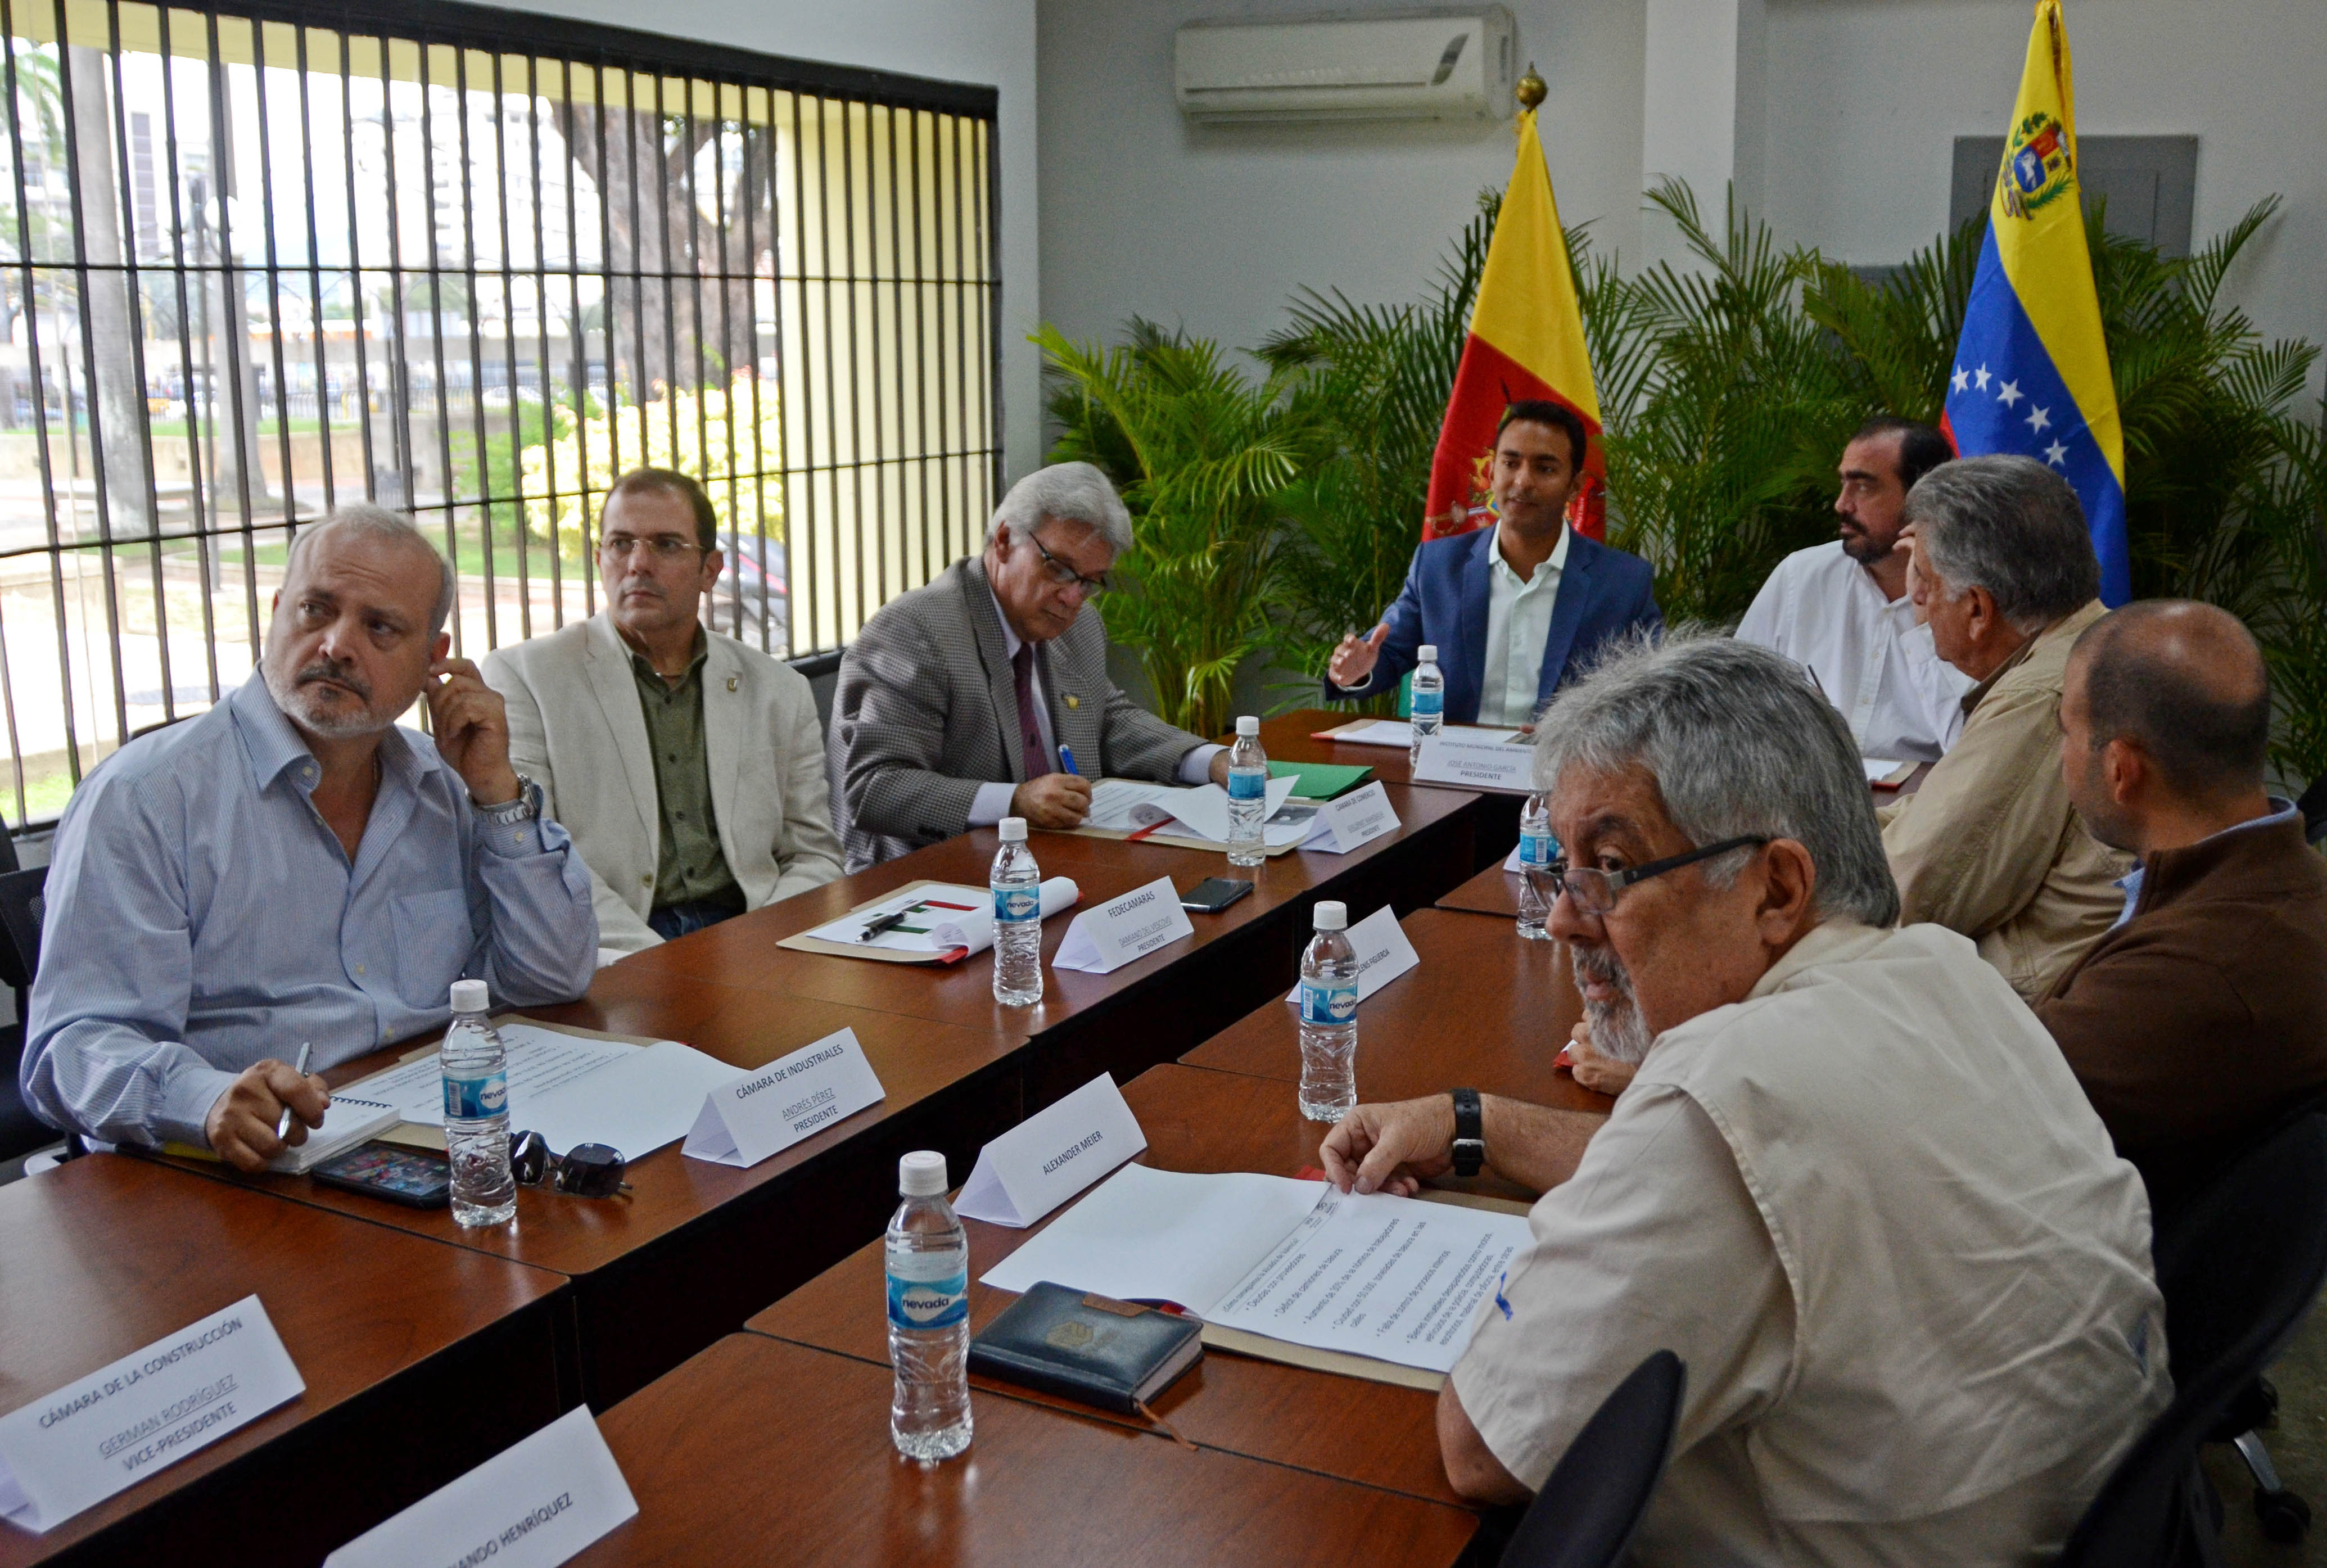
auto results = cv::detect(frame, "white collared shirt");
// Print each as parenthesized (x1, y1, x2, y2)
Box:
(966, 587, 1222, 824)
(1735, 540, 1973, 763)
(1477, 524, 1571, 727)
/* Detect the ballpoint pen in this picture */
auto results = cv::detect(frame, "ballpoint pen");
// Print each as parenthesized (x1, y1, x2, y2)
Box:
(1058, 744, 1081, 776)
(861, 908, 918, 941)
(277, 1042, 313, 1142)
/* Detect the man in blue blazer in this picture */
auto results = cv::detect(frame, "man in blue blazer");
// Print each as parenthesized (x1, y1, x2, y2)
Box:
(1326, 401, 1662, 725)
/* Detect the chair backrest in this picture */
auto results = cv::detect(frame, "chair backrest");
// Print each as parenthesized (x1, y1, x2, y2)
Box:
(2301, 771, 2327, 848)
(2059, 1111, 2327, 1567)
(1497, 1350, 1686, 1568)
(0, 865, 47, 996)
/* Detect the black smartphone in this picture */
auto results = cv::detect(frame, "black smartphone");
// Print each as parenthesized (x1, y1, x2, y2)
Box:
(1180, 876, 1255, 914)
(312, 1141, 453, 1209)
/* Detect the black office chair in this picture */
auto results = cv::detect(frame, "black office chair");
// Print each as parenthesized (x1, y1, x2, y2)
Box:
(0, 863, 49, 1162)
(1496, 1350, 1686, 1568)
(2300, 771, 2327, 849)
(2060, 1111, 2327, 1566)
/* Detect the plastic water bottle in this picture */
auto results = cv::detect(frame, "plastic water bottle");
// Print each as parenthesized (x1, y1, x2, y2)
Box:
(441, 979, 516, 1228)
(1297, 901, 1360, 1122)
(1226, 715, 1268, 867)
(991, 816, 1043, 1006)
(1409, 644, 1445, 767)
(888, 1150, 972, 1462)
(1517, 790, 1558, 942)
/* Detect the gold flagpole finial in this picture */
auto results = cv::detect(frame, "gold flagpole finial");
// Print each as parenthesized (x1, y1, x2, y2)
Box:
(1515, 62, 1547, 111)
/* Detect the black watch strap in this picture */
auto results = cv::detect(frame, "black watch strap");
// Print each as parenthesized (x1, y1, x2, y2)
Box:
(1451, 1087, 1485, 1177)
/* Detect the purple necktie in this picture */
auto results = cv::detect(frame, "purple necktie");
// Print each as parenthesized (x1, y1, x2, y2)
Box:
(1012, 642, 1050, 782)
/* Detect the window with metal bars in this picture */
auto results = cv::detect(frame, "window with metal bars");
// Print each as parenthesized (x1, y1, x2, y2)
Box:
(0, 0, 1000, 830)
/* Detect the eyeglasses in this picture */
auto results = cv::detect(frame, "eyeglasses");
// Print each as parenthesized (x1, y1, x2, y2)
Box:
(508, 1130, 632, 1199)
(1028, 532, 1109, 595)
(1547, 835, 1770, 916)
(600, 532, 701, 561)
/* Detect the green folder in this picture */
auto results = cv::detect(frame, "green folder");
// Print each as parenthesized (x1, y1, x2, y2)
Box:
(1268, 760, 1375, 801)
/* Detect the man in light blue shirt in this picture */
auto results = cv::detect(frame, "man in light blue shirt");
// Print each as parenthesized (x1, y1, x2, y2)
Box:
(21, 505, 597, 1168)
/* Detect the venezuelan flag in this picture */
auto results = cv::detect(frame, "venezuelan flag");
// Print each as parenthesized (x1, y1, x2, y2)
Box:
(1424, 107, 1603, 541)
(1942, 0, 2129, 605)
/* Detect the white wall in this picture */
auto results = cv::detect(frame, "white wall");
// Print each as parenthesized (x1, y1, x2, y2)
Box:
(1038, 0, 1647, 365)
(1763, 0, 2327, 377)
(475, 0, 1046, 481)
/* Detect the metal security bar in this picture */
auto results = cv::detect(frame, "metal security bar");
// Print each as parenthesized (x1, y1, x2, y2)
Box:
(0, 0, 999, 828)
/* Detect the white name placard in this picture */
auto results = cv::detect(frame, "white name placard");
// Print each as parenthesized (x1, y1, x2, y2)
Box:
(0, 1294, 305, 1533)
(683, 1028, 887, 1168)
(1052, 875, 1196, 975)
(1414, 730, 1536, 793)
(324, 1406, 636, 1568)
(1286, 904, 1420, 1009)
(955, 1073, 1147, 1228)
(1299, 780, 1401, 855)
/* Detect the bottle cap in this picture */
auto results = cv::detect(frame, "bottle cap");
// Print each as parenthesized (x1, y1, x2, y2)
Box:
(900, 1150, 948, 1196)
(998, 816, 1028, 842)
(1235, 715, 1259, 736)
(1417, 644, 1438, 662)
(1313, 900, 1348, 932)
(449, 978, 489, 1013)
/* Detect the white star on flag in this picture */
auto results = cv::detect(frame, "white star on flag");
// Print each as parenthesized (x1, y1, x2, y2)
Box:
(2025, 405, 2052, 434)
(1995, 379, 2023, 408)
(2044, 439, 2070, 467)
(1951, 367, 1970, 394)
(1973, 365, 1992, 392)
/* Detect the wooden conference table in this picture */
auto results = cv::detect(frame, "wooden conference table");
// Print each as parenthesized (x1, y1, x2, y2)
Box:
(0, 1156, 564, 1568)
(145, 779, 1488, 1413)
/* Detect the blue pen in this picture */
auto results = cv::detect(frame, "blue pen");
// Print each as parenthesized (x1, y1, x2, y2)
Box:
(1058, 744, 1081, 776)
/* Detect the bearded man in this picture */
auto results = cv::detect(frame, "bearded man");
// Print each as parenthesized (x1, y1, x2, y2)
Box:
(1319, 634, 2167, 1564)
(21, 505, 597, 1168)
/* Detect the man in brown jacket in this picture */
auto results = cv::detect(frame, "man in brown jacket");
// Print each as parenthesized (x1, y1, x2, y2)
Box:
(2037, 599, 2327, 1209)
(1881, 455, 2130, 999)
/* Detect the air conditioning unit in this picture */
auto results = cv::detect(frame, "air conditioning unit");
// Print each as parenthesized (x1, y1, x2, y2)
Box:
(1175, 7, 1516, 124)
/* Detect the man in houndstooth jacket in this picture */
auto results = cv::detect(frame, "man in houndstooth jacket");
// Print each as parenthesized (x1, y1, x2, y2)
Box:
(829, 463, 1232, 871)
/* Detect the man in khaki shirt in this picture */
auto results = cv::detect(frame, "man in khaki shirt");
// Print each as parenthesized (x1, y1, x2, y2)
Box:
(1881, 455, 2129, 999)
(1322, 634, 2166, 1565)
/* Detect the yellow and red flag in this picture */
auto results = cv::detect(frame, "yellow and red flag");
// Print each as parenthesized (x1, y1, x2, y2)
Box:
(1424, 106, 1604, 541)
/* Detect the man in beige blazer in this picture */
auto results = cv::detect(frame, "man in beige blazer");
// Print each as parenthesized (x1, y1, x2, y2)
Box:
(484, 469, 843, 953)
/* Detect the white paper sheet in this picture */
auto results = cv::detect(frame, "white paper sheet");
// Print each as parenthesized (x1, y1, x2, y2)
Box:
(1863, 758, 1909, 783)
(1205, 1185, 1528, 1374)
(926, 877, 1078, 956)
(800, 883, 992, 955)
(341, 1026, 736, 1158)
(981, 1163, 1326, 1309)
(1084, 779, 1180, 833)
(1319, 719, 1412, 749)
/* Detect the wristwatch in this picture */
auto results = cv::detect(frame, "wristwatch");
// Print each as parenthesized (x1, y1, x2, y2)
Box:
(1451, 1087, 1485, 1178)
(476, 774, 541, 828)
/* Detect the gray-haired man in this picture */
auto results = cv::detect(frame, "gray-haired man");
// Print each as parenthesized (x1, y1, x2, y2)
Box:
(1883, 454, 2129, 1000)
(830, 461, 1230, 870)
(1320, 634, 2167, 1561)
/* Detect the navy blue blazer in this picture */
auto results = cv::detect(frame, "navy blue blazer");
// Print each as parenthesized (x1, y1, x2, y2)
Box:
(1326, 527, 1663, 723)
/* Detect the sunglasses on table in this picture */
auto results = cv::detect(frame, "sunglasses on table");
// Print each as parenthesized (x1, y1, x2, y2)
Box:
(1546, 835, 1770, 916)
(509, 1130, 632, 1199)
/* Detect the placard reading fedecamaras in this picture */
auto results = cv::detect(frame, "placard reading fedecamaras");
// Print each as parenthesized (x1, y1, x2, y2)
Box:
(0, 1294, 304, 1531)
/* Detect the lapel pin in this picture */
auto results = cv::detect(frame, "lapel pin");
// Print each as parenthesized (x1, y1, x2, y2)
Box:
(1064, 694, 1081, 710)
(726, 675, 739, 692)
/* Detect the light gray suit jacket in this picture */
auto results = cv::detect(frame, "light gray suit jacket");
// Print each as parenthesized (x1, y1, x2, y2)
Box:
(829, 556, 1207, 870)
(484, 613, 844, 952)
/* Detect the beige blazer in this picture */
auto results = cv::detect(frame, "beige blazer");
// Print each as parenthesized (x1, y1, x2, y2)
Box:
(484, 613, 844, 952)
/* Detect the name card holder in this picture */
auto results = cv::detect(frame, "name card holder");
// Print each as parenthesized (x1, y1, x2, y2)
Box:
(1413, 731, 1536, 793)
(1299, 780, 1401, 855)
(324, 1406, 636, 1568)
(0, 1295, 305, 1532)
(955, 1073, 1148, 1228)
(1286, 905, 1420, 1008)
(1052, 875, 1196, 975)
(683, 1028, 887, 1168)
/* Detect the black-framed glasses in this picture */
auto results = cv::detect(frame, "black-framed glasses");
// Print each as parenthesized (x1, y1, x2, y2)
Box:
(599, 532, 702, 561)
(508, 1130, 632, 1199)
(1028, 532, 1109, 595)
(1548, 835, 1771, 917)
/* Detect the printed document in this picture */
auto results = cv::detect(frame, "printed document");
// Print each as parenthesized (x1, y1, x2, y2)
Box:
(981, 1163, 1529, 1373)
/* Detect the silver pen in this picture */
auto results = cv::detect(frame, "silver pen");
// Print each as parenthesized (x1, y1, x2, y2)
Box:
(276, 1042, 313, 1143)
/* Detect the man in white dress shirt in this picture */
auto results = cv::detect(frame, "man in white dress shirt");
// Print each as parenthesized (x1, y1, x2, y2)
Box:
(1736, 417, 1972, 762)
